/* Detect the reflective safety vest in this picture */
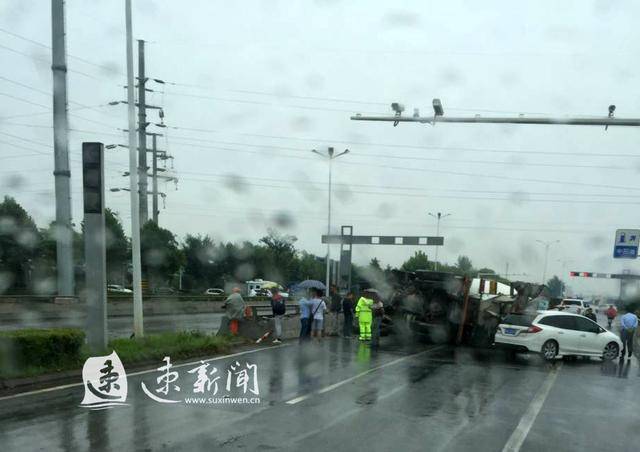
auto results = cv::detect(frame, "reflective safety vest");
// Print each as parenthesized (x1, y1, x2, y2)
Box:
(355, 297, 374, 322)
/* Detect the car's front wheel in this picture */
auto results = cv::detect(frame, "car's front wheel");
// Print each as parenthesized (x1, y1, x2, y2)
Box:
(602, 342, 619, 361)
(541, 340, 558, 361)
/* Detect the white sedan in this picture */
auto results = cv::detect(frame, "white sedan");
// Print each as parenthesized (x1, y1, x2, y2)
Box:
(494, 311, 622, 361)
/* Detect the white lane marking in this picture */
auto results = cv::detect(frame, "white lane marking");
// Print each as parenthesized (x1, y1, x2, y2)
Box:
(0, 343, 289, 402)
(502, 362, 562, 452)
(285, 345, 444, 405)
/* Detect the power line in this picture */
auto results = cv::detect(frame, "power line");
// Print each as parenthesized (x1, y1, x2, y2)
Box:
(176, 170, 640, 199)
(152, 134, 640, 191)
(155, 78, 567, 115)
(0, 131, 51, 148)
(164, 132, 628, 172)
(0, 75, 51, 96)
(0, 92, 50, 110)
(162, 90, 387, 115)
(0, 26, 125, 76)
(336, 159, 640, 192)
(162, 123, 636, 159)
(173, 173, 640, 205)
(0, 43, 100, 80)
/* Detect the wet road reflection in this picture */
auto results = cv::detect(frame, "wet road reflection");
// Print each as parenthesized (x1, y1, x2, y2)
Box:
(1, 338, 639, 451)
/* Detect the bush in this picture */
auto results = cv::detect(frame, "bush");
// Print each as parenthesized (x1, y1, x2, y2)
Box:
(110, 331, 233, 364)
(0, 328, 85, 375)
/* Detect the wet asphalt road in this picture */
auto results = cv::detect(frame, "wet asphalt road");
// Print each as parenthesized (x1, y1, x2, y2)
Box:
(0, 313, 225, 339)
(1, 335, 638, 452)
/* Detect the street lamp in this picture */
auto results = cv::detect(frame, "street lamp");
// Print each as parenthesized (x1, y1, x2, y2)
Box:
(556, 259, 573, 296)
(312, 147, 349, 294)
(428, 212, 451, 271)
(536, 240, 560, 284)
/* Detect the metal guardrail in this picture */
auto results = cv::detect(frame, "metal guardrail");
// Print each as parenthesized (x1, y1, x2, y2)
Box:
(250, 304, 300, 319)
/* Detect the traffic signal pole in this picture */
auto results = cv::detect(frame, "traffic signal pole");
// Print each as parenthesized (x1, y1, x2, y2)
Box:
(351, 113, 640, 127)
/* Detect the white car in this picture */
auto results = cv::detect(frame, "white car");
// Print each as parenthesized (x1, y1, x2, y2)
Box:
(204, 288, 225, 296)
(559, 298, 590, 315)
(107, 284, 132, 294)
(494, 311, 622, 361)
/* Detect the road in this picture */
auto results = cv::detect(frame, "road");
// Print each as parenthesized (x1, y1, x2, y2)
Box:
(0, 312, 225, 339)
(1, 334, 638, 452)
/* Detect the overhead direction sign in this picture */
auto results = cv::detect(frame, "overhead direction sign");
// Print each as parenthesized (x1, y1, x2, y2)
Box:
(569, 271, 640, 280)
(613, 229, 640, 259)
(322, 235, 443, 246)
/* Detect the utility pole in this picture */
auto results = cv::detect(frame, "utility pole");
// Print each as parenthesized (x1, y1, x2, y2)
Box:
(51, 0, 74, 298)
(152, 133, 159, 223)
(137, 39, 148, 225)
(428, 212, 451, 271)
(126, 0, 143, 337)
(312, 147, 350, 294)
(536, 240, 559, 285)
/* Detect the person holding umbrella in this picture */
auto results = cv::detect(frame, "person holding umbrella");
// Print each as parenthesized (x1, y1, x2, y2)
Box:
(355, 289, 375, 341)
(297, 280, 325, 340)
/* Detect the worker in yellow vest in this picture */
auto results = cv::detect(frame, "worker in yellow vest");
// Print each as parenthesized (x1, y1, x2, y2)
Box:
(355, 290, 374, 341)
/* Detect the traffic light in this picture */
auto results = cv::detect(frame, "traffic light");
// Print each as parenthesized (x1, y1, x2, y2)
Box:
(82, 142, 104, 214)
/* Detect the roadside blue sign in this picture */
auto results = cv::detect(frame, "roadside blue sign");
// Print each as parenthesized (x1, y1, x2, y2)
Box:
(613, 229, 640, 259)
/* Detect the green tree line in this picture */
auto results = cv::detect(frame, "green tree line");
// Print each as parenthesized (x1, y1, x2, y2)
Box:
(0, 196, 498, 294)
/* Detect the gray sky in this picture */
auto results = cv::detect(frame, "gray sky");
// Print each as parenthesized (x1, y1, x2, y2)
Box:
(2, 0, 640, 296)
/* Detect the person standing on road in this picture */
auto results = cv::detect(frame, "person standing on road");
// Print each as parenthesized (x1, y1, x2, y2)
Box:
(355, 291, 374, 341)
(309, 288, 327, 340)
(298, 292, 312, 340)
(606, 305, 618, 329)
(584, 307, 597, 323)
(371, 293, 385, 348)
(270, 287, 286, 343)
(342, 292, 355, 338)
(620, 310, 638, 359)
(223, 288, 246, 336)
(327, 285, 342, 336)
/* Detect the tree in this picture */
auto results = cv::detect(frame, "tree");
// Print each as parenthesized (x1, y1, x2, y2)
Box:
(257, 228, 298, 283)
(182, 234, 218, 291)
(369, 257, 382, 271)
(105, 209, 129, 285)
(546, 275, 565, 298)
(0, 196, 39, 292)
(401, 251, 432, 272)
(34, 222, 83, 294)
(141, 221, 182, 288)
(293, 251, 325, 282)
(456, 255, 474, 275)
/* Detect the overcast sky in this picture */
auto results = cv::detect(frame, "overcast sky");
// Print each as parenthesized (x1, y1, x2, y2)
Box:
(1, 0, 640, 296)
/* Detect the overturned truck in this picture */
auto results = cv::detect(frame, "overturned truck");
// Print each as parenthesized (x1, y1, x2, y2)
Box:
(384, 270, 548, 347)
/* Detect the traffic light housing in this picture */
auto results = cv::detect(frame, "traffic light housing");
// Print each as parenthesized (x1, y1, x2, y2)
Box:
(82, 142, 104, 214)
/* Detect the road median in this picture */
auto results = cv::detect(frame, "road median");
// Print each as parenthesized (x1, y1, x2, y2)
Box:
(0, 329, 250, 396)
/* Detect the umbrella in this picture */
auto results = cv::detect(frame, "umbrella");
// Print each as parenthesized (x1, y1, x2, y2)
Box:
(260, 281, 280, 289)
(297, 280, 326, 290)
(363, 288, 380, 294)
